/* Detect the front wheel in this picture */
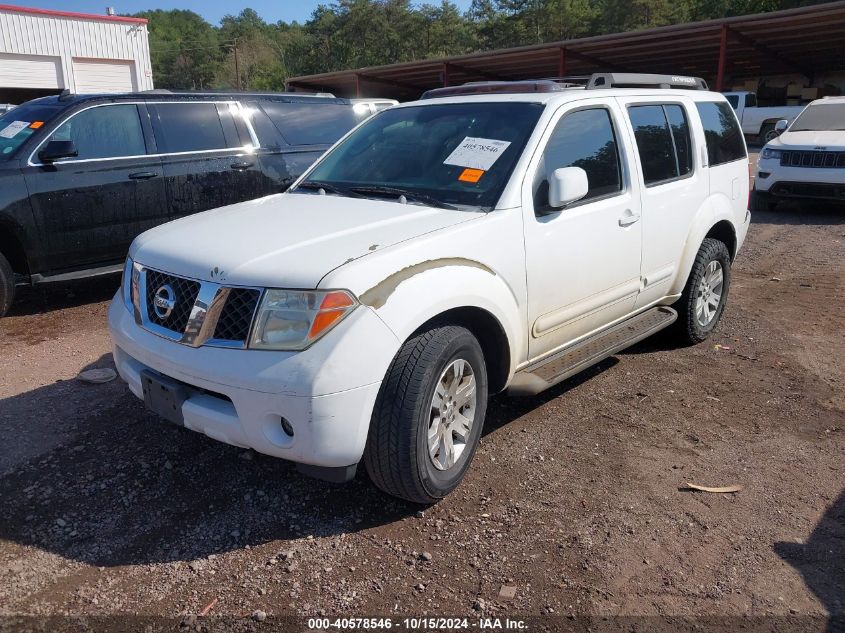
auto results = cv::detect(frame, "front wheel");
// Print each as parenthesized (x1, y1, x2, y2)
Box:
(364, 325, 488, 504)
(751, 190, 778, 212)
(673, 238, 732, 345)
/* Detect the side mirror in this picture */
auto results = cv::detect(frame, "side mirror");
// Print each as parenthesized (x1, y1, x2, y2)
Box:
(548, 166, 589, 209)
(774, 119, 789, 135)
(38, 139, 78, 163)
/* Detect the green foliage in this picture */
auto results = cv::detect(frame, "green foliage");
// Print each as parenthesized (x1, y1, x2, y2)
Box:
(131, 0, 837, 90)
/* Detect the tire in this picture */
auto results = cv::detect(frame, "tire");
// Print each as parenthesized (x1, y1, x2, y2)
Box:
(751, 189, 778, 212)
(0, 252, 14, 318)
(673, 238, 732, 345)
(364, 325, 488, 504)
(759, 123, 778, 144)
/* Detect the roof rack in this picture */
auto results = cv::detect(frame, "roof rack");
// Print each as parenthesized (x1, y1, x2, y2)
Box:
(420, 73, 708, 99)
(420, 80, 568, 99)
(586, 73, 708, 90)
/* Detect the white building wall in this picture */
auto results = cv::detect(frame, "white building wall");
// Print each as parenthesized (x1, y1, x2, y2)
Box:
(0, 7, 153, 92)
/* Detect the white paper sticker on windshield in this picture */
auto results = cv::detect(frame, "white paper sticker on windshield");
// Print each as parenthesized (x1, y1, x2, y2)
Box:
(0, 121, 30, 139)
(443, 137, 512, 171)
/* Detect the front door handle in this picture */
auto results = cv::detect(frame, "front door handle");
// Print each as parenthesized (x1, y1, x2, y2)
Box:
(618, 209, 641, 227)
(128, 171, 158, 180)
(230, 161, 253, 170)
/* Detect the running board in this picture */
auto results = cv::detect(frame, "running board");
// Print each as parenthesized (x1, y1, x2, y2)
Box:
(507, 306, 678, 396)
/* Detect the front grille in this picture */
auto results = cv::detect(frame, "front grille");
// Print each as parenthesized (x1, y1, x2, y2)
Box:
(213, 288, 261, 342)
(144, 269, 201, 334)
(781, 150, 845, 168)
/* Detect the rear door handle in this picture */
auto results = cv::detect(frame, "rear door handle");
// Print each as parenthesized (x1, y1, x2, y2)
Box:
(128, 171, 158, 180)
(618, 209, 641, 227)
(230, 161, 253, 170)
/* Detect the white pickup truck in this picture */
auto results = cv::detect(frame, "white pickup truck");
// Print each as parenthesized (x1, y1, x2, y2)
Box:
(109, 73, 750, 503)
(723, 91, 804, 143)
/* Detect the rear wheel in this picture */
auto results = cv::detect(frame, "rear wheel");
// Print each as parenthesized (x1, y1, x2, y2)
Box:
(0, 252, 15, 318)
(364, 325, 488, 504)
(673, 238, 732, 345)
(760, 123, 779, 144)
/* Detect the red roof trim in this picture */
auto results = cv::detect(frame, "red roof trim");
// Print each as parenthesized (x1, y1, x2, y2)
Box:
(0, 4, 147, 24)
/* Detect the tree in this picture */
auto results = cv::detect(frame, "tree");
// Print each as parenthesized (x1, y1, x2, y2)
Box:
(135, 9, 221, 90)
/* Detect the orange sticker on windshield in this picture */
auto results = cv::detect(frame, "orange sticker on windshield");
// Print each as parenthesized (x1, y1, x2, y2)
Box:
(30, 121, 44, 129)
(458, 168, 484, 183)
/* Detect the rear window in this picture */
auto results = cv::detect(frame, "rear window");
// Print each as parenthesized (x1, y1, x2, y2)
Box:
(0, 103, 62, 159)
(696, 101, 746, 166)
(153, 103, 237, 153)
(260, 102, 365, 146)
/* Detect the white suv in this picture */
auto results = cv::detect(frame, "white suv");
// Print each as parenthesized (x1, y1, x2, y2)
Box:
(754, 97, 845, 210)
(109, 74, 750, 503)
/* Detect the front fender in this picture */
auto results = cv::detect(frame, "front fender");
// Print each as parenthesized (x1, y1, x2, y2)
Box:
(358, 261, 525, 383)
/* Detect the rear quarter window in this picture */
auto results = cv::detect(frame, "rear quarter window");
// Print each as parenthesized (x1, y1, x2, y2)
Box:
(696, 101, 746, 167)
(259, 102, 366, 146)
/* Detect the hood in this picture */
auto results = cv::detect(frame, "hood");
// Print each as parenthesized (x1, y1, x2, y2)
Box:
(771, 129, 845, 150)
(131, 193, 480, 288)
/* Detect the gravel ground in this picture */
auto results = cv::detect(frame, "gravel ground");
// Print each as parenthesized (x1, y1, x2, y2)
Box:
(0, 195, 843, 629)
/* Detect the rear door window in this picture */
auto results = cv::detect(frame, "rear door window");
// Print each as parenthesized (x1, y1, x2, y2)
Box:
(628, 104, 693, 185)
(695, 101, 746, 166)
(47, 104, 146, 161)
(259, 102, 366, 146)
(152, 103, 236, 154)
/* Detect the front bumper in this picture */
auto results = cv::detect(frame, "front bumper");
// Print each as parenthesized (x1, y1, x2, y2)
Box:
(755, 159, 845, 198)
(108, 294, 399, 470)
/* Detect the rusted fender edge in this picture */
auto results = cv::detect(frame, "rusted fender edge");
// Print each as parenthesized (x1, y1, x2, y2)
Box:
(359, 258, 495, 309)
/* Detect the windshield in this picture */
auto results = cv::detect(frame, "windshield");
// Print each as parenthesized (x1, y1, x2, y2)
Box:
(725, 95, 739, 110)
(790, 103, 845, 131)
(0, 102, 62, 159)
(295, 101, 544, 210)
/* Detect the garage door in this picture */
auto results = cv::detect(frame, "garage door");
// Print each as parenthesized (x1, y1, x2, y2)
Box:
(0, 53, 61, 89)
(73, 59, 137, 93)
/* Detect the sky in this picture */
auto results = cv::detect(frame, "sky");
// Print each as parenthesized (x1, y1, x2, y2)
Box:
(13, 0, 474, 25)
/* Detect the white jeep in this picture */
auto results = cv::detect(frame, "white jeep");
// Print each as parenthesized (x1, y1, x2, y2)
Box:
(753, 97, 845, 210)
(109, 73, 750, 504)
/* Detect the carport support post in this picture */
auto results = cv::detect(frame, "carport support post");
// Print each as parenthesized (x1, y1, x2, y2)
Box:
(354, 73, 361, 98)
(558, 47, 567, 77)
(716, 24, 728, 92)
(442, 62, 450, 87)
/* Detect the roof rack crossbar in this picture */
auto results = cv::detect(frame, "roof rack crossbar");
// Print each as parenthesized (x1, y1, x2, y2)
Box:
(586, 73, 708, 90)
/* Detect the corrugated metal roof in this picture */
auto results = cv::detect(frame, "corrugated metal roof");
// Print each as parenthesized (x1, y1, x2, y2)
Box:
(287, 1, 845, 99)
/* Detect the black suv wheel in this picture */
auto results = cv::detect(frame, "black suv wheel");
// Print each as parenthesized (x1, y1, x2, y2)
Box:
(0, 252, 14, 318)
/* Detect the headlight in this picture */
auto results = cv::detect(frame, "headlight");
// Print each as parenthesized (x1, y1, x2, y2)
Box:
(760, 147, 782, 160)
(249, 289, 357, 350)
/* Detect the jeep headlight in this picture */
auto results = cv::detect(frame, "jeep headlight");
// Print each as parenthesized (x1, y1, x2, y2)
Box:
(249, 289, 357, 350)
(760, 147, 782, 160)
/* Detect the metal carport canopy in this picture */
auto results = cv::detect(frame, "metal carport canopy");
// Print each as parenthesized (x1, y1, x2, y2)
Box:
(286, 1, 845, 99)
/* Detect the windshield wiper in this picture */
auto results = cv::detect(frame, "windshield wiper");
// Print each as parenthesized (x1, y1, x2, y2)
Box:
(349, 185, 459, 210)
(294, 180, 362, 198)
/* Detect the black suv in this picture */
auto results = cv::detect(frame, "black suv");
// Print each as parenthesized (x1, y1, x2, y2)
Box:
(0, 92, 370, 316)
